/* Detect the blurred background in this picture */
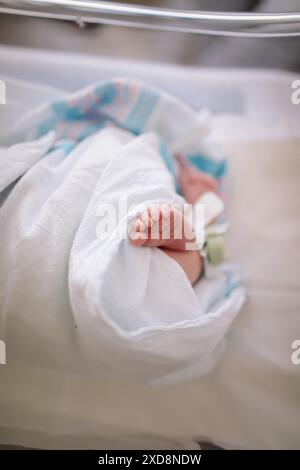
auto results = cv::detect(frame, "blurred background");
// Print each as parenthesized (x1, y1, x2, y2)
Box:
(0, 0, 300, 70)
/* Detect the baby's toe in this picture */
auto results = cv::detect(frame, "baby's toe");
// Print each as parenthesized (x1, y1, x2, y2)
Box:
(160, 203, 171, 219)
(129, 217, 147, 246)
(148, 205, 160, 222)
(140, 210, 153, 228)
(135, 218, 146, 232)
(130, 232, 146, 246)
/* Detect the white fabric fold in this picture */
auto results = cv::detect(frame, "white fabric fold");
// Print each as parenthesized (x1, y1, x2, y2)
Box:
(0, 126, 245, 384)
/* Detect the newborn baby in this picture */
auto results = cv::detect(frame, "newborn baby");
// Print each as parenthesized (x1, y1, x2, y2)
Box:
(129, 155, 219, 285)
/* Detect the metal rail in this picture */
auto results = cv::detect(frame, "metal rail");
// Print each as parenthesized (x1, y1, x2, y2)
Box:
(0, 0, 300, 37)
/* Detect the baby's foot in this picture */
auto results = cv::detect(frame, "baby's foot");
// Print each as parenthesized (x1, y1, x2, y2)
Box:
(129, 203, 196, 251)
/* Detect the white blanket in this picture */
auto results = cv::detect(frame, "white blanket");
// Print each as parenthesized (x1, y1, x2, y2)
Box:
(0, 122, 245, 385)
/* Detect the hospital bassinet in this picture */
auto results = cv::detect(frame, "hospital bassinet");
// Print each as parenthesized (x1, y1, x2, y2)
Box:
(0, 2, 299, 450)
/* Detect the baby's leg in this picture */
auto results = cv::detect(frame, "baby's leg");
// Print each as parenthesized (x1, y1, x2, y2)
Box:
(161, 248, 203, 286)
(176, 154, 218, 204)
(129, 204, 203, 285)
